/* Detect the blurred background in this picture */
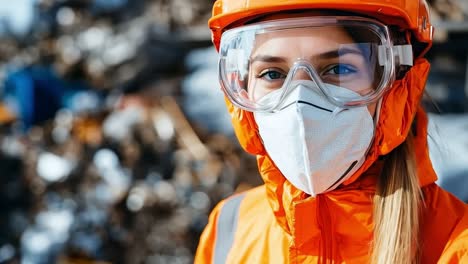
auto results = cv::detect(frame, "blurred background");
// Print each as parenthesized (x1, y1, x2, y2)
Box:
(0, 0, 466, 263)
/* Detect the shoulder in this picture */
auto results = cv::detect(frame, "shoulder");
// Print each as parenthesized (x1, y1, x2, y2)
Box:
(195, 185, 271, 263)
(206, 185, 269, 219)
(205, 185, 269, 221)
(213, 185, 271, 230)
(421, 183, 468, 262)
(422, 182, 467, 218)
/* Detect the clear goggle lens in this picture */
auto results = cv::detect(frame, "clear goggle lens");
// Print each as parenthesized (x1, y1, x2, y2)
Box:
(219, 16, 411, 112)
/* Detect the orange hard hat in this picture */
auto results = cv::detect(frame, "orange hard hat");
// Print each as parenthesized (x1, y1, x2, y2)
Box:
(209, 0, 433, 55)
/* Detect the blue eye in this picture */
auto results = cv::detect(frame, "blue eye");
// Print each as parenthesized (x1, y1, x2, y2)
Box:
(327, 65, 357, 75)
(258, 69, 287, 81)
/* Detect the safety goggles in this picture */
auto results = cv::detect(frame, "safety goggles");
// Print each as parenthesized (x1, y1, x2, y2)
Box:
(218, 16, 413, 112)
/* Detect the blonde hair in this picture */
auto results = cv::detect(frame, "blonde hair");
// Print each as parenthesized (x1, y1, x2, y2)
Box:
(372, 131, 422, 263)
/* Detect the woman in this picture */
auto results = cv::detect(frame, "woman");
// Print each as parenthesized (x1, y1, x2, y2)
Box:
(196, 0, 468, 263)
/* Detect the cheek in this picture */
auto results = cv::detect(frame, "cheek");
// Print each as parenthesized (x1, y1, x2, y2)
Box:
(246, 76, 267, 101)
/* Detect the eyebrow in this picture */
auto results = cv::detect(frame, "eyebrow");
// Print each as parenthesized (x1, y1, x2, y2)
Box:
(250, 47, 364, 63)
(250, 55, 287, 64)
(316, 47, 364, 60)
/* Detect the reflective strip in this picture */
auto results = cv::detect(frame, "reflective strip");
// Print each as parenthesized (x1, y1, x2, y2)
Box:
(213, 193, 246, 264)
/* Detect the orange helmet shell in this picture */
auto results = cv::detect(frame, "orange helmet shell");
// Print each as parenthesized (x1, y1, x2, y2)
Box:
(209, 0, 433, 51)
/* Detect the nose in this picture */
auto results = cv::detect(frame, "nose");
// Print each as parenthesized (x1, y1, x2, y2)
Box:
(291, 66, 315, 82)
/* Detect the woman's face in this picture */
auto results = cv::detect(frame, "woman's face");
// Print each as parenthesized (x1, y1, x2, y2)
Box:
(247, 15, 378, 115)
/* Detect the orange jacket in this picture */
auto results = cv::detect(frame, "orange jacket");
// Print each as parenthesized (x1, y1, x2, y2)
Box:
(195, 59, 468, 263)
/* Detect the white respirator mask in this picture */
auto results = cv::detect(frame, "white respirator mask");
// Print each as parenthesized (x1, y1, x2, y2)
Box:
(254, 80, 375, 196)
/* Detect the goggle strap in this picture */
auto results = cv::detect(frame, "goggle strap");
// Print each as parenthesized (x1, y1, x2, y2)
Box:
(393, 44, 414, 66)
(378, 44, 413, 66)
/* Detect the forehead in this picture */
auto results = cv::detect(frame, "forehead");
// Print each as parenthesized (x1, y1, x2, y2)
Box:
(252, 26, 355, 57)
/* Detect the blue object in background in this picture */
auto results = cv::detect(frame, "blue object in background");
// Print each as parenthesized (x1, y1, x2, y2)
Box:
(4, 66, 64, 130)
(3, 65, 102, 131)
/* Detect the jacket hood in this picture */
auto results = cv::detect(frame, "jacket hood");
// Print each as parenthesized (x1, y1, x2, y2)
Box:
(225, 58, 437, 233)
